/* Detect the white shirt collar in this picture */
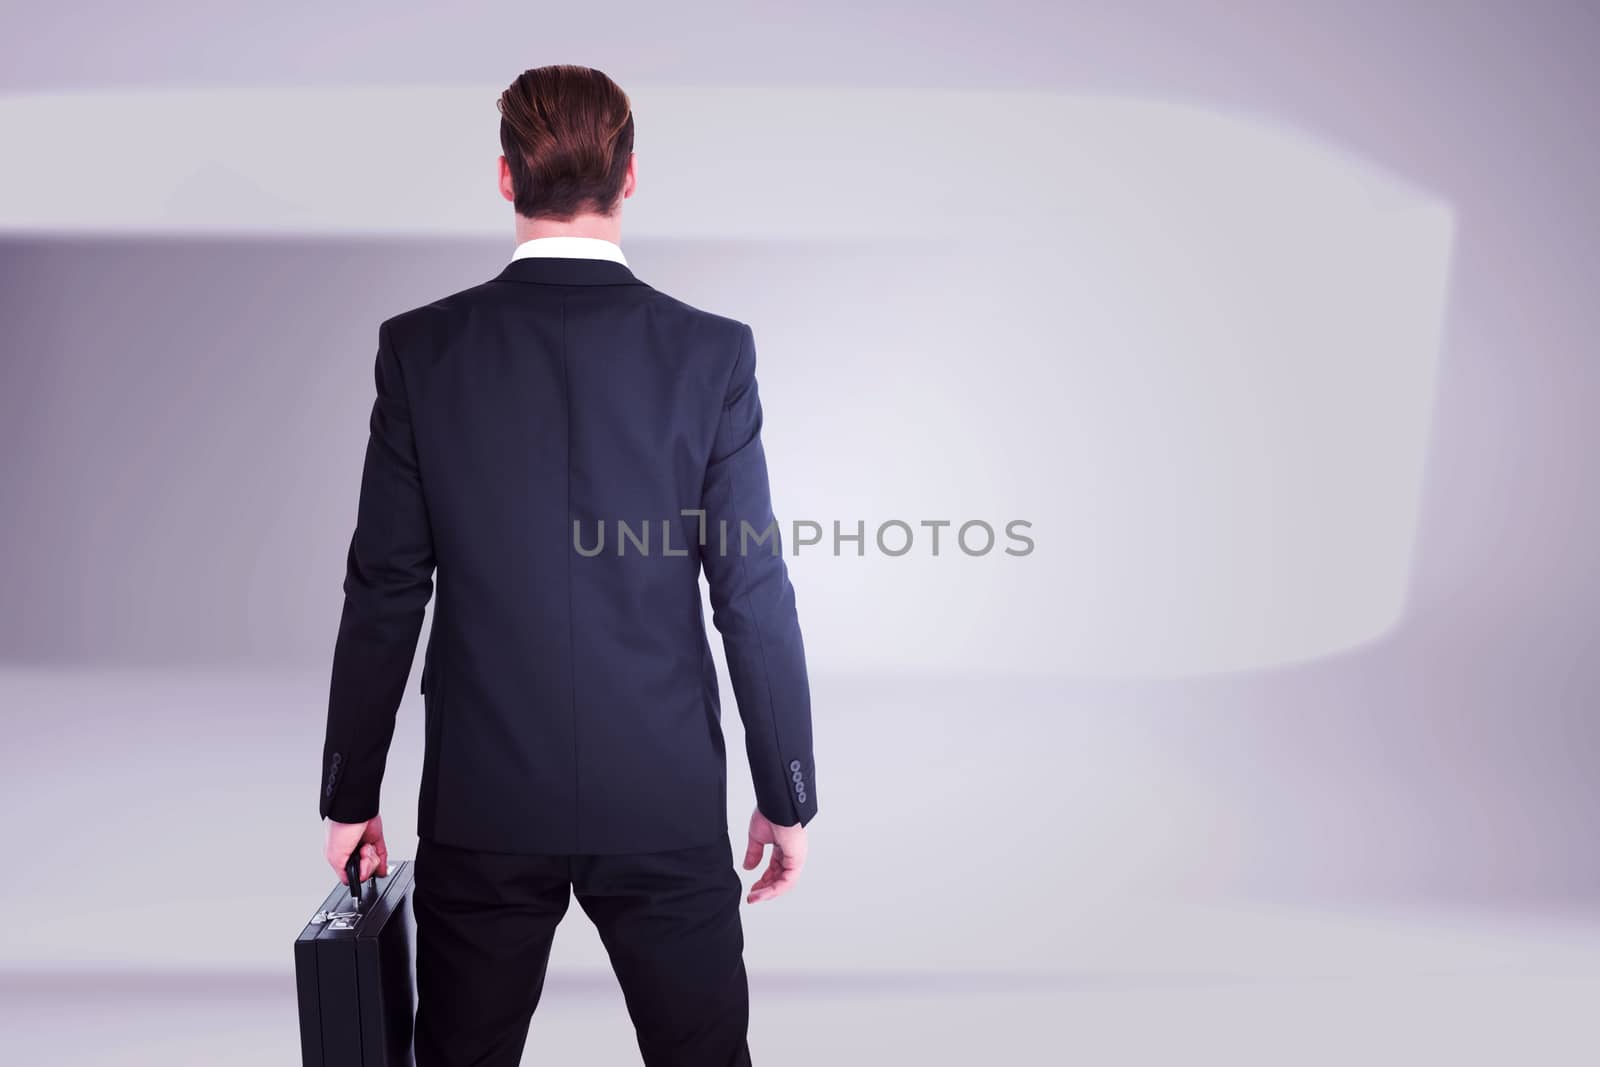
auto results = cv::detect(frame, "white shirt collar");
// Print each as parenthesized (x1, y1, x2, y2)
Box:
(510, 235, 628, 268)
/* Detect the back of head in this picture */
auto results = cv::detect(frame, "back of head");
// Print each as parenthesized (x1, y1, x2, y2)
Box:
(497, 65, 635, 221)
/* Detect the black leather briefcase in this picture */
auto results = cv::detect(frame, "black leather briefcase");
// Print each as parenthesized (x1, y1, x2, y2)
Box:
(294, 853, 417, 1066)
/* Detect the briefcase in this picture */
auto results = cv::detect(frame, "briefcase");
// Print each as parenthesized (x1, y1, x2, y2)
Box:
(294, 851, 418, 1066)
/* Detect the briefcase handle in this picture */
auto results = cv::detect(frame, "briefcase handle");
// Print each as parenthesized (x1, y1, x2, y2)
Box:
(344, 846, 379, 907)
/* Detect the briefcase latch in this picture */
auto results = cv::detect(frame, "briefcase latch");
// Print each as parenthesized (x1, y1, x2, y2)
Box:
(311, 909, 362, 930)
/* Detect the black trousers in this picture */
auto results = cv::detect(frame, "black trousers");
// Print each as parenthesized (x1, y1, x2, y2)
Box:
(411, 830, 753, 1067)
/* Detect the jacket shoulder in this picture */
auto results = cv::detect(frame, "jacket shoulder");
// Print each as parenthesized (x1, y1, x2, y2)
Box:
(634, 287, 753, 364)
(377, 280, 501, 347)
(376, 276, 752, 362)
(643, 286, 743, 327)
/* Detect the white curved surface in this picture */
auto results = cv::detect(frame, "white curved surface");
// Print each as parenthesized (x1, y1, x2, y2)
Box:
(0, 87, 1456, 675)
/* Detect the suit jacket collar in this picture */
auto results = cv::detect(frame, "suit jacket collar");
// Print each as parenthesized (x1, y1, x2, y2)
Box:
(490, 256, 646, 287)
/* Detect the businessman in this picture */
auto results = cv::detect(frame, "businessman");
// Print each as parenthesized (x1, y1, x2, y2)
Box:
(316, 64, 817, 1067)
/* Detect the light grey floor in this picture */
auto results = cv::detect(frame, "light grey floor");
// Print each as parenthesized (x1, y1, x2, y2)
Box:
(4, 666, 1598, 1063)
(4, 903, 1599, 1065)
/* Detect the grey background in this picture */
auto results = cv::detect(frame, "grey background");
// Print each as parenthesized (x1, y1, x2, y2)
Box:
(2, 2, 1598, 1064)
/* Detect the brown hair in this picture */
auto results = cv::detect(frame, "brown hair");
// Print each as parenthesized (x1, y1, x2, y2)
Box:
(497, 65, 635, 220)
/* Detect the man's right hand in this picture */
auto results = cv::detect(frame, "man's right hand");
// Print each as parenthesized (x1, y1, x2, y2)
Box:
(325, 814, 389, 885)
(742, 806, 807, 904)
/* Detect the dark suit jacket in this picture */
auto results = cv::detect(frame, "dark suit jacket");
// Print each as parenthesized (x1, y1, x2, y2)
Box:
(318, 254, 817, 854)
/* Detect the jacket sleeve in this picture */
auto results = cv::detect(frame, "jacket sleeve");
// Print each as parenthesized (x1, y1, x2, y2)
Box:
(319, 320, 436, 824)
(700, 323, 817, 828)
